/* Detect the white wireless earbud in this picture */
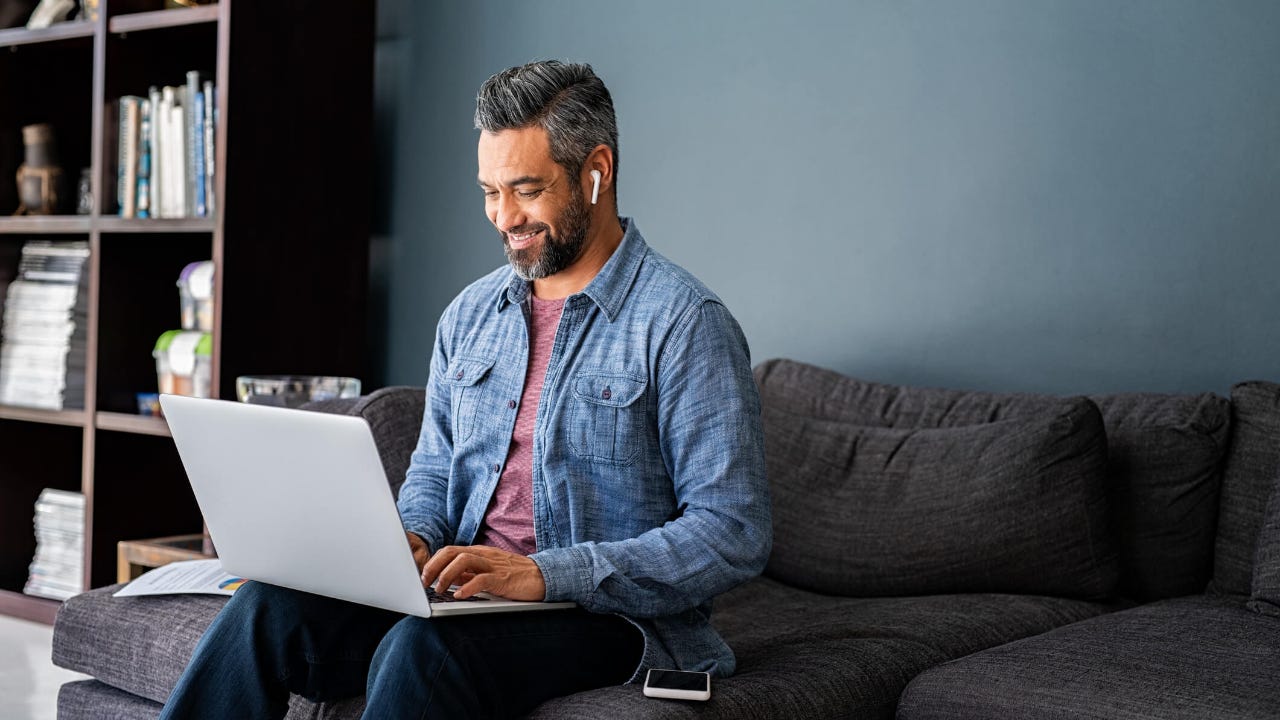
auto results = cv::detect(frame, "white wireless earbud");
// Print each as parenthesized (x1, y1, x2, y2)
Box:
(590, 170, 601, 205)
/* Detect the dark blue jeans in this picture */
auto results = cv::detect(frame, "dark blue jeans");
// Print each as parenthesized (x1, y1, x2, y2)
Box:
(158, 581, 644, 719)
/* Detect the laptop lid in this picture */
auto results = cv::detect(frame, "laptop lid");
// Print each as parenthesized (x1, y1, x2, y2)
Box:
(160, 394, 437, 617)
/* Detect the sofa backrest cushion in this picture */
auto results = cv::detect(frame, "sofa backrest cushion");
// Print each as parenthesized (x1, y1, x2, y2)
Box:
(757, 363, 1117, 599)
(1088, 393, 1231, 601)
(1212, 381, 1280, 595)
(301, 386, 426, 499)
(1248, 475, 1280, 617)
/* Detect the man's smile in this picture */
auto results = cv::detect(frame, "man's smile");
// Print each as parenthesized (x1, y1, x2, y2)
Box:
(506, 228, 544, 250)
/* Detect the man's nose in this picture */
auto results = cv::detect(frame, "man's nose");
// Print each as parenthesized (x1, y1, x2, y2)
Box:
(494, 193, 526, 232)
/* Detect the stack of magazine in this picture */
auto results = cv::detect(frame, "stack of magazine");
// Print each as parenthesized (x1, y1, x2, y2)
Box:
(0, 240, 89, 410)
(24, 488, 85, 600)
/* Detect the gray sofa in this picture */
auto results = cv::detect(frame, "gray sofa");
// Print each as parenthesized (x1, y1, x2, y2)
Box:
(51, 359, 1280, 718)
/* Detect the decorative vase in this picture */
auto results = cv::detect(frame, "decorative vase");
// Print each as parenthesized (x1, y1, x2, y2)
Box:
(15, 123, 63, 215)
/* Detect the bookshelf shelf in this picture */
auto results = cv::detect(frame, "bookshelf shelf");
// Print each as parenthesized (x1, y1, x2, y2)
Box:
(95, 217, 214, 233)
(96, 411, 170, 437)
(0, 405, 87, 427)
(0, 20, 95, 49)
(0, 216, 93, 234)
(0, 0, 373, 624)
(109, 5, 220, 35)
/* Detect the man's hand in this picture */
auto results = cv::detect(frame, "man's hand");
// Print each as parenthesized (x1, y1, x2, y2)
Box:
(406, 532, 432, 573)
(421, 545, 546, 601)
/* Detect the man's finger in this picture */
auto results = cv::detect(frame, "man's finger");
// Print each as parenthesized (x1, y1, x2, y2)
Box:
(421, 545, 462, 588)
(437, 552, 488, 595)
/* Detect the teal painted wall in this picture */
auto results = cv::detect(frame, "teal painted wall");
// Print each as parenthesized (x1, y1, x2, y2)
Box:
(372, 1, 1280, 395)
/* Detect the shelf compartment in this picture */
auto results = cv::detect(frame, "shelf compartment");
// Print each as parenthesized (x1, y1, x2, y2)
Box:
(0, 420, 83, 602)
(109, 5, 219, 35)
(89, 431, 202, 588)
(96, 411, 169, 436)
(0, 36, 93, 216)
(0, 20, 95, 50)
(95, 232, 213, 414)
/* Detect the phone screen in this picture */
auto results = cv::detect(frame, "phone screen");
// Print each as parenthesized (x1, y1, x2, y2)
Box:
(646, 670, 710, 691)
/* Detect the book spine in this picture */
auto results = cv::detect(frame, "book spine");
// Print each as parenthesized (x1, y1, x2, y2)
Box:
(193, 90, 206, 218)
(185, 71, 201, 218)
(148, 86, 162, 218)
(136, 99, 151, 219)
(169, 98, 186, 218)
(203, 80, 215, 216)
(116, 97, 136, 217)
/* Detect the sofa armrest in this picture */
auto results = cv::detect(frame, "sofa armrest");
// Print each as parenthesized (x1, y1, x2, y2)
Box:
(302, 386, 425, 498)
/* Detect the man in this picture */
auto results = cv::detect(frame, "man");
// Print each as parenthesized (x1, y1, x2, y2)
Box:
(160, 60, 770, 719)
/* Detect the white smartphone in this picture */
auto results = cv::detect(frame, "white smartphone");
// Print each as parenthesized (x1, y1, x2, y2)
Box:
(642, 668, 712, 701)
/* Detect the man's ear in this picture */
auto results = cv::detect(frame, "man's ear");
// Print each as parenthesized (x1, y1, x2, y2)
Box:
(582, 145, 614, 199)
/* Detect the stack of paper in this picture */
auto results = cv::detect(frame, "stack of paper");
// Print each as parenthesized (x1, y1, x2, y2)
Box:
(24, 488, 85, 600)
(0, 241, 89, 410)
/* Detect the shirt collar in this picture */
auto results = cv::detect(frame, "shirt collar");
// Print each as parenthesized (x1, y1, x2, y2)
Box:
(496, 217, 647, 322)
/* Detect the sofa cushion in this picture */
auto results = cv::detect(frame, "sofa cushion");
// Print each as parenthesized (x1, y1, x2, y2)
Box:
(1090, 392, 1231, 601)
(529, 575, 1112, 719)
(302, 385, 425, 498)
(897, 594, 1280, 720)
(760, 395, 1116, 599)
(1213, 381, 1280, 595)
(754, 359, 1232, 602)
(57, 678, 361, 720)
(1248, 474, 1280, 617)
(53, 585, 228, 705)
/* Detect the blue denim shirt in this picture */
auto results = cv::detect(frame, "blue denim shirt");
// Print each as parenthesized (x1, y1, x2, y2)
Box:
(397, 218, 771, 679)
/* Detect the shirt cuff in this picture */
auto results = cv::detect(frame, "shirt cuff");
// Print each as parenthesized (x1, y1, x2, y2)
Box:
(531, 545, 594, 603)
(400, 519, 443, 554)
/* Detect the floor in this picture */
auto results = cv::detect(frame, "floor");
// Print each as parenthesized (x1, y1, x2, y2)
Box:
(0, 613, 90, 720)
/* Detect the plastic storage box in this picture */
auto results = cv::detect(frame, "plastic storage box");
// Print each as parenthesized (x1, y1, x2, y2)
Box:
(177, 261, 214, 332)
(154, 330, 212, 398)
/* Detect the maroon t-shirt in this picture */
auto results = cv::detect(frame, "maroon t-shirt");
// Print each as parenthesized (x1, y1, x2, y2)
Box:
(473, 294, 564, 555)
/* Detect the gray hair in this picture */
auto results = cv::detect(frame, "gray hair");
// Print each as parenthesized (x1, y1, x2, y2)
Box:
(474, 60, 619, 186)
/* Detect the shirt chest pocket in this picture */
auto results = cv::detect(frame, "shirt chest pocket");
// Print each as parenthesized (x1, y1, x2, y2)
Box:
(568, 371, 649, 466)
(442, 356, 497, 444)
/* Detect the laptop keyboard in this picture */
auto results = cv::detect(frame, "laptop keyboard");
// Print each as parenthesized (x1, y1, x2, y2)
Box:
(426, 587, 489, 603)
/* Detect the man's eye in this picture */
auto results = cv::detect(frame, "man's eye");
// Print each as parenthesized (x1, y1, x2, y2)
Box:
(518, 190, 543, 199)
(483, 190, 498, 199)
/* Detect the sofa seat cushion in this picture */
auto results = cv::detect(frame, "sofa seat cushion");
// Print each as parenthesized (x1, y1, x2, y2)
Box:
(898, 594, 1280, 719)
(52, 584, 228, 705)
(528, 576, 1113, 719)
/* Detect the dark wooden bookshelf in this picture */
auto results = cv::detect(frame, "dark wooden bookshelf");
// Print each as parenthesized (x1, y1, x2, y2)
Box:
(0, 0, 374, 623)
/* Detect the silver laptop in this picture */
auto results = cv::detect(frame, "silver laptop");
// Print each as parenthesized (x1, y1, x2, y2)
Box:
(159, 394, 575, 618)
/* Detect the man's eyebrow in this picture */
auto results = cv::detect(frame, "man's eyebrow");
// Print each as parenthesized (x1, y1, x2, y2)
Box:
(477, 175, 547, 189)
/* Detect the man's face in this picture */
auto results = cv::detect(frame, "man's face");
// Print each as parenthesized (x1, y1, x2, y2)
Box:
(477, 126, 590, 281)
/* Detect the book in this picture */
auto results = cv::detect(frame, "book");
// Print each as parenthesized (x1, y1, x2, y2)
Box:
(203, 79, 215, 216)
(148, 85, 162, 217)
(165, 88, 186, 218)
(117, 96, 143, 218)
(193, 88, 207, 218)
(136, 98, 152, 219)
(186, 71, 203, 217)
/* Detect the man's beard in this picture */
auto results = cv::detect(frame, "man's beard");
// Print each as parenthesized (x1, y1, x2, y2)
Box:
(502, 191, 591, 281)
